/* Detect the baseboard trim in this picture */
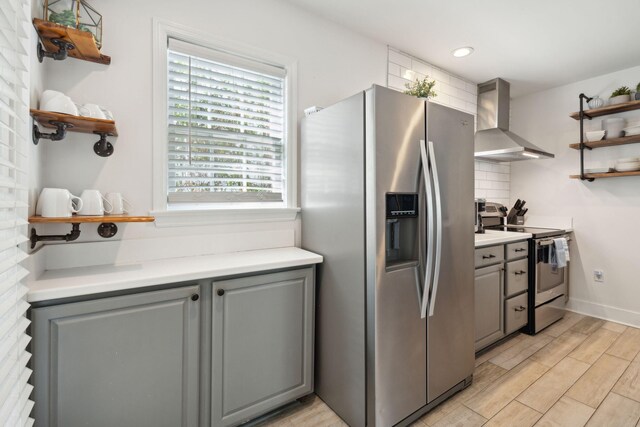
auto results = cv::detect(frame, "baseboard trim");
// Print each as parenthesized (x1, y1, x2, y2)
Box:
(567, 297, 640, 329)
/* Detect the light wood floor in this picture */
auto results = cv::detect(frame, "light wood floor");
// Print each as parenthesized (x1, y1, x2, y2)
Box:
(258, 313, 640, 426)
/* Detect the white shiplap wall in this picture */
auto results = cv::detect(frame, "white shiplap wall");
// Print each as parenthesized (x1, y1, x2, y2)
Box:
(386, 47, 511, 207)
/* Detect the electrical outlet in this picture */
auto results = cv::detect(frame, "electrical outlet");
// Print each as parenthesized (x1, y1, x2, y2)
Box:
(594, 269, 605, 283)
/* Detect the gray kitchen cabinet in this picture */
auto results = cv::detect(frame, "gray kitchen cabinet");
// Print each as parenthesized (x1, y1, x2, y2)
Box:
(31, 285, 201, 427)
(211, 268, 315, 427)
(475, 240, 530, 352)
(474, 263, 504, 351)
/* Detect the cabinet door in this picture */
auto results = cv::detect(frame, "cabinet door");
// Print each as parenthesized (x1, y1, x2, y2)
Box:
(211, 268, 314, 427)
(475, 264, 504, 351)
(31, 285, 201, 427)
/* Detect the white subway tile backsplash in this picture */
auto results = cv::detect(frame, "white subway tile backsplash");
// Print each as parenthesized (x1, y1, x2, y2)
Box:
(387, 47, 509, 203)
(465, 82, 478, 95)
(450, 76, 466, 89)
(432, 93, 451, 105)
(450, 96, 466, 112)
(411, 60, 432, 77)
(388, 74, 410, 91)
(432, 68, 450, 84)
(389, 49, 412, 68)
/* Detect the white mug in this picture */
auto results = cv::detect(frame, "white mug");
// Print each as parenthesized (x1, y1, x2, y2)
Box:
(78, 189, 112, 216)
(37, 188, 83, 218)
(104, 192, 131, 215)
(82, 103, 107, 120)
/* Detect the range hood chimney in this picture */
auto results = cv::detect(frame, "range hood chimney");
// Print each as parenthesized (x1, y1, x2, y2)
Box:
(474, 78, 554, 161)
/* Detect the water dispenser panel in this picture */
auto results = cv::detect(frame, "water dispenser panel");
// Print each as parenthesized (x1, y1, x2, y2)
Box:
(386, 193, 418, 218)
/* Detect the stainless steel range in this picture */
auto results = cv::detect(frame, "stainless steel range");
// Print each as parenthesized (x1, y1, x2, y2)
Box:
(482, 204, 571, 334)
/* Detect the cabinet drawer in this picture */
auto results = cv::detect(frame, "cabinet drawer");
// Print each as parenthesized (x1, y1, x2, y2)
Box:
(505, 258, 528, 297)
(506, 241, 529, 260)
(505, 293, 528, 334)
(475, 245, 504, 268)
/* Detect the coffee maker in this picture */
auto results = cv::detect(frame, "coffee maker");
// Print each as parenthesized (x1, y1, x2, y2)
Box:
(475, 198, 486, 234)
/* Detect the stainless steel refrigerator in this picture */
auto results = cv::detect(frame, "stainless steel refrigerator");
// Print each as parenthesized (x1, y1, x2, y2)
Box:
(301, 85, 475, 427)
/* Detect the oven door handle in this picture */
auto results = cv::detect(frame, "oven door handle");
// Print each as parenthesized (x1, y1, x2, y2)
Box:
(538, 237, 572, 246)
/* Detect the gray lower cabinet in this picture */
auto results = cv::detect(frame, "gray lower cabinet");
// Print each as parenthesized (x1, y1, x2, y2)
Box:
(31, 285, 201, 427)
(475, 240, 530, 352)
(211, 268, 315, 427)
(474, 263, 504, 351)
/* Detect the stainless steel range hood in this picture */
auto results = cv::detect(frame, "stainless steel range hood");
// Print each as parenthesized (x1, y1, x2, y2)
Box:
(474, 78, 554, 161)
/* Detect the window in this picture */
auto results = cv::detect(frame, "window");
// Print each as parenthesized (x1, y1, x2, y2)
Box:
(166, 38, 288, 205)
(0, 0, 33, 424)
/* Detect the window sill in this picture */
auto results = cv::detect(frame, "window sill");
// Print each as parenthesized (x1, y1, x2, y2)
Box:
(150, 207, 301, 227)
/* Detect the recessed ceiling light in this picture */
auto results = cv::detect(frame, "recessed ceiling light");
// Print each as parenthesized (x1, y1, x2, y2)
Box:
(452, 47, 474, 58)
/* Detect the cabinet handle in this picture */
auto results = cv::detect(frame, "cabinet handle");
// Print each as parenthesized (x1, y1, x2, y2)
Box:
(191, 294, 199, 301)
(482, 254, 496, 259)
(514, 270, 527, 275)
(514, 306, 526, 312)
(515, 248, 526, 252)
(217, 289, 225, 296)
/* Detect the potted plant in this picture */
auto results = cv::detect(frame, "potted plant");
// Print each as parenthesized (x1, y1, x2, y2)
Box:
(404, 76, 438, 100)
(610, 86, 631, 105)
(636, 82, 640, 101)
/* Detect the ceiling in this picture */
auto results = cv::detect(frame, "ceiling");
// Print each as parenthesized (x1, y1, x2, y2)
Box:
(284, 0, 640, 97)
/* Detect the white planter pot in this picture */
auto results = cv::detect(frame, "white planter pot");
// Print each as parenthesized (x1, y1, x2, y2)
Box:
(610, 94, 631, 105)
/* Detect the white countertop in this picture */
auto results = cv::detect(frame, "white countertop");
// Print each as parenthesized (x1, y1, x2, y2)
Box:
(475, 230, 532, 248)
(27, 247, 323, 303)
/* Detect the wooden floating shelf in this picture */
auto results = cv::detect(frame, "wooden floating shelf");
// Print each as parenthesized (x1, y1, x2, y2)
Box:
(570, 171, 640, 180)
(570, 99, 640, 120)
(33, 18, 111, 65)
(29, 215, 155, 224)
(569, 134, 640, 149)
(31, 109, 118, 136)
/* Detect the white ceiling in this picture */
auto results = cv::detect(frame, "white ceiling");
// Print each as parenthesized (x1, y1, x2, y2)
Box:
(284, 0, 640, 97)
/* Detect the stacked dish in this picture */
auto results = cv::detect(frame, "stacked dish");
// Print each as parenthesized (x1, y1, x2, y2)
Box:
(585, 130, 606, 141)
(614, 157, 640, 172)
(623, 125, 640, 137)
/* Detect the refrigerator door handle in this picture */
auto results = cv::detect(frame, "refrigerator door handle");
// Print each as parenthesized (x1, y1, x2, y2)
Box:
(419, 139, 434, 319)
(427, 140, 443, 317)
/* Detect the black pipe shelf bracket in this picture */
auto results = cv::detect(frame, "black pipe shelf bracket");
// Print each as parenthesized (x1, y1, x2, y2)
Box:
(37, 39, 75, 62)
(30, 223, 81, 249)
(30, 222, 120, 248)
(32, 122, 116, 157)
(93, 132, 115, 157)
(32, 121, 73, 145)
(578, 93, 595, 182)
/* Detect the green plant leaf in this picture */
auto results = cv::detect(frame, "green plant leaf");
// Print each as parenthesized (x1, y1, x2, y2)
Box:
(403, 76, 438, 99)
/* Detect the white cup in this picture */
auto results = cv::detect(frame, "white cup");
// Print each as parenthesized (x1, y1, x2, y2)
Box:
(78, 189, 112, 216)
(104, 192, 131, 215)
(41, 92, 78, 116)
(37, 188, 83, 218)
(82, 103, 107, 119)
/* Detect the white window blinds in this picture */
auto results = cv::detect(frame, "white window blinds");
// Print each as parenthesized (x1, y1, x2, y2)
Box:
(167, 38, 287, 204)
(0, 0, 33, 425)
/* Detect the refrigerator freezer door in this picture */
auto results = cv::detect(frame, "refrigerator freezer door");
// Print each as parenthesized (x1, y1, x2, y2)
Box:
(301, 92, 367, 427)
(426, 103, 476, 403)
(367, 86, 427, 426)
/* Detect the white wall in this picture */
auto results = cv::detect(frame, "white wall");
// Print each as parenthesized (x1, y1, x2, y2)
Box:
(510, 64, 640, 326)
(31, 0, 387, 263)
(386, 47, 511, 206)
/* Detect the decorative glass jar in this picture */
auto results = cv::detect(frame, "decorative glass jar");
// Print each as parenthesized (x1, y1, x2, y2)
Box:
(43, 0, 102, 49)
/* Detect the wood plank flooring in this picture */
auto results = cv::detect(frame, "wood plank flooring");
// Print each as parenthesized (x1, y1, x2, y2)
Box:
(257, 313, 640, 426)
